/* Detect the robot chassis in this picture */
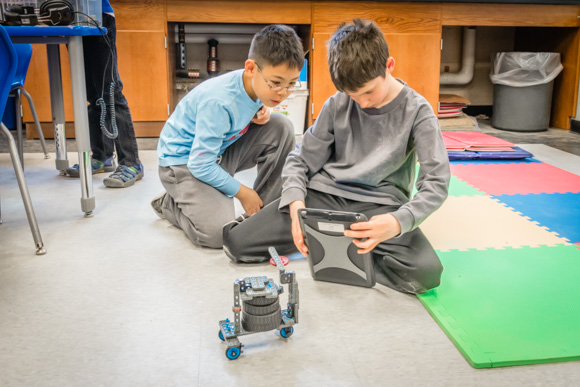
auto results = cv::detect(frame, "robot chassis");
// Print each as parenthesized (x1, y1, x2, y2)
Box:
(218, 247, 299, 360)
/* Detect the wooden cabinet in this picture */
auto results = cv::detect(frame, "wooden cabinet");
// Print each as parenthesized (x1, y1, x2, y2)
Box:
(23, 0, 169, 138)
(114, 0, 170, 136)
(21, 1, 580, 135)
(440, 2, 580, 131)
(311, 1, 442, 119)
(311, 32, 441, 118)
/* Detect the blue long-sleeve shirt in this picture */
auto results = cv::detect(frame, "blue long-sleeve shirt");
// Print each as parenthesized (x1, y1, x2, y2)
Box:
(158, 70, 263, 197)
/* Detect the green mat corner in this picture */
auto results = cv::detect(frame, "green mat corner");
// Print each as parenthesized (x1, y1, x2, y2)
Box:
(418, 244, 580, 368)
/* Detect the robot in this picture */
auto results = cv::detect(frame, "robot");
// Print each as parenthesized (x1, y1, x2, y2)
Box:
(218, 247, 299, 360)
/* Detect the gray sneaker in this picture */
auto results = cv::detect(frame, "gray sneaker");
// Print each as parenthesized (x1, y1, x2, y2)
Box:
(151, 191, 167, 219)
(103, 163, 144, 188)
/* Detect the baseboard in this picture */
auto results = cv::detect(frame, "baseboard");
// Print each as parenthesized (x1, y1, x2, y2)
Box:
(571, 119, 580, 134)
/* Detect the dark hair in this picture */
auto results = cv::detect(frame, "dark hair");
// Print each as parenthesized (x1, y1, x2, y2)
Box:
(327, 18, 390, 92)
(249, 24, 304, 71)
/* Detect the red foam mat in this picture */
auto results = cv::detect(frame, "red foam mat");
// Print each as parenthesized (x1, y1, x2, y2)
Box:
(450, 162, 580, 195)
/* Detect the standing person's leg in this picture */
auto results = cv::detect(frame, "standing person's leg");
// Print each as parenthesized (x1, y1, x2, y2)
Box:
(66, 17, 116, 177)
(100, 13, 143, 187)
(220, 113, 295, 206)
(158, 165, 235, 248)
(83, 15, 118, 163)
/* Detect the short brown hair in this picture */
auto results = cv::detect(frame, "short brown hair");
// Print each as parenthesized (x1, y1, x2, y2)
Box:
(327, 19, 390, 92)
(249, 24, 304, 71)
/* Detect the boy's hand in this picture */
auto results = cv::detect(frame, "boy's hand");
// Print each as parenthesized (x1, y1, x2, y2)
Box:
(344, 213, 402, 254)
(251, 106, 271, 125)
(289, 200, 308, 256)
(234, 185, 263, 215)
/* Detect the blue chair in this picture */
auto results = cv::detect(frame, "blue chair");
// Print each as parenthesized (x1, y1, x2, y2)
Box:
(0, 24, 46, 255)
(11, 43, 49, 164)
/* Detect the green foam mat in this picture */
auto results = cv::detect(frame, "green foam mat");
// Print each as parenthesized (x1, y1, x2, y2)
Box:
(412, 165, 484, 198)
(447, 176, 486, 197)
(418, 245, 580, 368)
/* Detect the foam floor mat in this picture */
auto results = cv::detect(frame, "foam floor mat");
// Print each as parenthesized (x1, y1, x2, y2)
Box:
(420, 195, 569, 252)
(450, 162, 580, 195)
(418, 245, 580, 368)
(492, 192, 580, 244)
(420, 153, 580, 368)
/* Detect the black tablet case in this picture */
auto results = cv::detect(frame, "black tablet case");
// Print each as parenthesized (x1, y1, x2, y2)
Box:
(298, 209, 376, 288)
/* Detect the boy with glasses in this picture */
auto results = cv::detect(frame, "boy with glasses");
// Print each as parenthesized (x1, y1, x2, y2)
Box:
(223, 19, 450, 294)
(153, 25, 303, 249)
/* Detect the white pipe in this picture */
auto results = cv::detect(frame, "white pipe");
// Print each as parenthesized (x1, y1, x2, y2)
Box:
(440, 27, 476, 86)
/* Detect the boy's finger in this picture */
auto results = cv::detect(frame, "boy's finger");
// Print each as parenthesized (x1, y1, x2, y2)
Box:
(349, 221, 371, 230)
(344, 230, 369, 239)
(352, 237, 373, 249)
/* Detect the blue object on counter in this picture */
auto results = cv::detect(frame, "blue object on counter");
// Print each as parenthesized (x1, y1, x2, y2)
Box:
(300, 59, 308, 83)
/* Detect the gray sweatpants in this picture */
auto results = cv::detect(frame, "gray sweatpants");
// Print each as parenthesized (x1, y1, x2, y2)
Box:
(223, 189, 443, 294)
(158, 113, 295, 248)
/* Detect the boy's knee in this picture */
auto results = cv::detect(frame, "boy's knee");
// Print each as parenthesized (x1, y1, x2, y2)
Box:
(222, 220, 245, 262)
(192, 220, 228, 249)
(269, 113, 295, 142)
(413, 253, 444, 294)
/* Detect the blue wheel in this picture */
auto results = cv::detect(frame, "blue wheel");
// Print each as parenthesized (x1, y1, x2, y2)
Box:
(280, 327, 294, 338)
(226, 347, 241, 360)
(219, 330, 225, 341)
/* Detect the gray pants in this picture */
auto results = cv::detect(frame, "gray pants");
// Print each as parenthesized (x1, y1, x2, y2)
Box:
(223, 189, 443, 294)
(158, 113, 295, 248)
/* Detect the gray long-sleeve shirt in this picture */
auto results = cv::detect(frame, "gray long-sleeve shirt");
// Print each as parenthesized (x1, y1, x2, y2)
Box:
(280, 82, 450, 235)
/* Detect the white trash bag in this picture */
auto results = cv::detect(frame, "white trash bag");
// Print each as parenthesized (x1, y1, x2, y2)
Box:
(490, 52, 563, 87)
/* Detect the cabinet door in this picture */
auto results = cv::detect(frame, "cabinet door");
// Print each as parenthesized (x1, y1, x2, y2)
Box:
(386, 33, 441, 114)
(311, 33, 334, 119)
(311, 33, 441, 120)
(116, 31, 169, 122)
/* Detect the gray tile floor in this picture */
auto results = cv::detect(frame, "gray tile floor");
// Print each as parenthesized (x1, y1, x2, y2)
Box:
(1, 121, 580, 386)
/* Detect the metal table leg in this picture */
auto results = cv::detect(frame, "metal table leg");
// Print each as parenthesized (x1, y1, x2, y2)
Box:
(46, 44, 68, 175)
(67, 36, 95, 217)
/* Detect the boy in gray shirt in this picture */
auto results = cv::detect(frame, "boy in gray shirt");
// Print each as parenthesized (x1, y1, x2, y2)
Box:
(223, 19, 450, 294)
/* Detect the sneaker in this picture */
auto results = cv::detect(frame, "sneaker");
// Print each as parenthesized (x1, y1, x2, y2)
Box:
(151, 191, 167, 219)
(103, 163, 144, 188)
(66, 156, 116, 177)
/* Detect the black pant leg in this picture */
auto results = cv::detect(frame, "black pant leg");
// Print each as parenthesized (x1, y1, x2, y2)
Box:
(82, 13, 140, 165)
(223, 198, 295, 263)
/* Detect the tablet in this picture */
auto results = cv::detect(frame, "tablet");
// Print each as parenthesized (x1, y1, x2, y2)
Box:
(298, 208, 376, 288)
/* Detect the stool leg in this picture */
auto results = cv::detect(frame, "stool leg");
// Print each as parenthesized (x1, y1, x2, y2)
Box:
(0, 122, 47, 255)
(21, 88, 50, 159)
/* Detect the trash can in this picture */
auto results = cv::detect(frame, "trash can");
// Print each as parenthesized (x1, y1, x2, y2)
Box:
(490, 52, 563, 132)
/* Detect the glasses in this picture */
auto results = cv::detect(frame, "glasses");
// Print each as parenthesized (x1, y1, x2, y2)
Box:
(256, 64, 302, 92)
